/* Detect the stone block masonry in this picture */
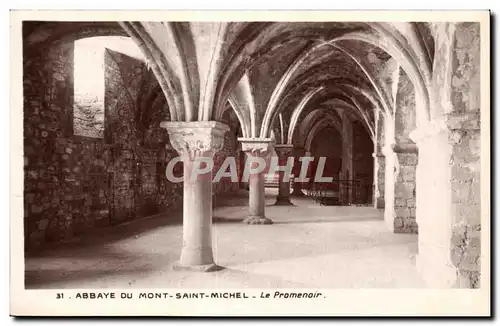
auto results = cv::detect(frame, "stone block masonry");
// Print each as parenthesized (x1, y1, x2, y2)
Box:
(393, 152, 418, 234)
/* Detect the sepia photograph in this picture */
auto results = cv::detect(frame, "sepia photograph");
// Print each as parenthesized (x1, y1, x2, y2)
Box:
(9, 10, 491, 316)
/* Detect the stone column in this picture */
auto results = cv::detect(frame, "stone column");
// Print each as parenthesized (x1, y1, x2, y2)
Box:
(410, 113, 481, 288)
(160, 121, 229, 272)
(383, 143, 396, 229)
(291, 147, 306, 196)
(239, 138, 274, 225)
(392, 144, 418, 233)
(383, 143, 418, 233)
(274, 144, 294, 206)
(410, 122, 457, 287)
(372, 152, 385, 209)
(341, 114, 353, 205)
(373, 107, 386, 209)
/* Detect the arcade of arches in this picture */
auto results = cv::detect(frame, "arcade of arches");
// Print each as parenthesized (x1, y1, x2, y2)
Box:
(23, 21, 483, 289)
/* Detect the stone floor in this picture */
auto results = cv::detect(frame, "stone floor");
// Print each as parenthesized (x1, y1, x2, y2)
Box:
(25, 188, 424, 289)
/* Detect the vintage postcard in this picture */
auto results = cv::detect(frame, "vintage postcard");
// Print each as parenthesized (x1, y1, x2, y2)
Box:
(9, 10, 491, 317)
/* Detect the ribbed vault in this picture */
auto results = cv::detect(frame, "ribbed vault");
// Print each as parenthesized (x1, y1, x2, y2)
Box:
(112, 21, 432, 134)
(23, 20, 434, 151)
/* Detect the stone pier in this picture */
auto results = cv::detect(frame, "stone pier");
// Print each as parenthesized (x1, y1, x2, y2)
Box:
(160, 121, 229, 272)
(239, 138, 275, 224)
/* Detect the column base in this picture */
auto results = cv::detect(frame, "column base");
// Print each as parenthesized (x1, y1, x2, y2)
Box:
(275, 197, 294, 206)
(291, 189, 305, 196)
(172, 261, 224, 273)
(243, 216, 273, 225)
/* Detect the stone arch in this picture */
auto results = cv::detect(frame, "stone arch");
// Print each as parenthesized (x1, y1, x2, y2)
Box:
(119, 22, 183, 121)
(299, 109, 342, 151)
(259, 44, 382, 138)
(328, 32, 430, 126)
(305, 117, 339, 153)
(287, 87, 324, 145)
(118, 22, 429, 131)
(23, 21, 128, 51)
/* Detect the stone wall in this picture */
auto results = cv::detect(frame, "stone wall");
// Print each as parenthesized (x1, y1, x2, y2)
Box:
(103, 49, 187, 223)
(447, 23, 481, 288)
(389, 68, 418, 233)
(24, 42, 81, 247)
(383, 114, 397, 231)
(393, 149, 418, 233)
(23, 39, 237, 251)
(414, 22, 481, 288)
(373, 110, 386, 208)
(373, 154, 385, 208)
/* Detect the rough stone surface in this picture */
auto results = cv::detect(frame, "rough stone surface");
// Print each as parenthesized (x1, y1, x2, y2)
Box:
(447, 23, 481, 288)
(414, 22, 482, 288)
(393, 152, 418, 234)
(373, 155, 385, 208)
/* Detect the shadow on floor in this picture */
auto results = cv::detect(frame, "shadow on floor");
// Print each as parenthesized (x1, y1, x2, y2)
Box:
(25, 266, 157, 289)
(24, 188, 419, 289)
(24, 245, 164, 289)
(205, 266, 309, 288)
(25, 191, 255, 258)
(271, 215, 383, 224)
(25, 209, 184, 259)
(212, 216, 245, 223)
(213, 189, 278, 207)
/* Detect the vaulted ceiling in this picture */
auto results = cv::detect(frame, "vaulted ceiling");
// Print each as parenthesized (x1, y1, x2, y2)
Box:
(23, 21, 435, 144)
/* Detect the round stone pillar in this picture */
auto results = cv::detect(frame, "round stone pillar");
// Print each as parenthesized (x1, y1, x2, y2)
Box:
(410, 122, 457, 287)
(372, 152, 386, 209)
(160, 121, 229, 272)
(239, 138, 274, 224)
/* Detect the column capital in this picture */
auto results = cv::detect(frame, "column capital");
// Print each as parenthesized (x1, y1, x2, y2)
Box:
(391, 143, 419, 154)
(160, 121, 230, 160)
(274, 144, 294, 160)
(238, 138, 275, 157)
(274, 144, 294, 152)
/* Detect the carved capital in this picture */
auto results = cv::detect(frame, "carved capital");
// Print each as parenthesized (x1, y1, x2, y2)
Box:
(274, 144, 294, 160)
(238, 138, 275, 158)
(160, 121, 230, 161)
